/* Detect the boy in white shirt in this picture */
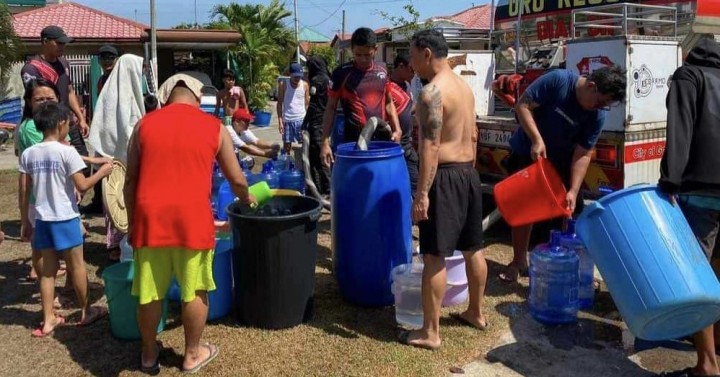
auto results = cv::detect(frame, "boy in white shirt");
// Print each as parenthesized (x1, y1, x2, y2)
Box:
(227, 108, 280, 159)
(20, 103, 113, 337)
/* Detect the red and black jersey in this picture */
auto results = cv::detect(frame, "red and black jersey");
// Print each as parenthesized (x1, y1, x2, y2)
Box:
(329, 62, 390, 132)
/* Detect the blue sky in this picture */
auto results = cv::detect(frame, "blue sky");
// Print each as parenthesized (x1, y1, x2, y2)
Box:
(73, 0, 487, 39)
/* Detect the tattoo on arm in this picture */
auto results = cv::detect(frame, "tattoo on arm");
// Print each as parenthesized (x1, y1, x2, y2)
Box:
(424, 165, 437, 193)
(517, 94, 539, 110)
(416, 84, 443, 141)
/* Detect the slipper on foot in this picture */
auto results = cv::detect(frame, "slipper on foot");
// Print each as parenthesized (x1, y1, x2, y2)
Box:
(183, 343, 220, 374)
(140, 341, 163, 375)
(78, 306, 108, 326)
(32, 316, 65, 337)
(660, 367, 720, 377)
(450, 312, 489, 331)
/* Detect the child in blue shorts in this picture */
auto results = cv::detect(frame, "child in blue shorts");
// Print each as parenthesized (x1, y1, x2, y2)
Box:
(20, 102, 114, 337)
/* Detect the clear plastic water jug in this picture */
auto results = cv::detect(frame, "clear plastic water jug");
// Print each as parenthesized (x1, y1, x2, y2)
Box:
(529, 230, 580, 325)
(560, 219, 595, 309)
(273, 151, 290, 171)
(391, 262, 424, 329)
(216, 179, 234, 221)
(279, 162, 305, 194)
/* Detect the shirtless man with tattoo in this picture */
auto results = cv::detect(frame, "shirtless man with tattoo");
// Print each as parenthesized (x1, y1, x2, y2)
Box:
(401, 29, 488, 350)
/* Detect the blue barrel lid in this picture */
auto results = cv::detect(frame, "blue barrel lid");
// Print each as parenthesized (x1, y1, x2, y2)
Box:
(335, 141, 403, 159)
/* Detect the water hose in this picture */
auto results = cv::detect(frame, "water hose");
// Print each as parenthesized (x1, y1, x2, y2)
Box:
(301, 130, 331, 210)
(356, 117, 390, 151)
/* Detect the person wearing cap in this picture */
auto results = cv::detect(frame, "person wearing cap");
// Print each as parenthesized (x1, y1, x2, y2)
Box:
(227, 108, 280, 158)
(125, 73, 256, 374)
(277, 62, 309, 154)
(97, 45, 119, 94)
(21, 25, 89, 158)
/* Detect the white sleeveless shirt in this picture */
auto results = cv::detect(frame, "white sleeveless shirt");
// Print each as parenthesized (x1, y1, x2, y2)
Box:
(282, 79, 307, 122)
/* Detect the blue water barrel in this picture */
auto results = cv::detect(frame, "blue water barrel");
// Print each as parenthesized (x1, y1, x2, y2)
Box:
(331, 113, 345, 153)
(332, 141, 412, 306)
(577, 185, 720, 340)
(253, 111, 271, 127)
(166, 235, 234, 321)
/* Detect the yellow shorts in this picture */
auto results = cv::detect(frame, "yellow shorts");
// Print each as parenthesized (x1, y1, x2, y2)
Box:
(131, 247, 216, 305)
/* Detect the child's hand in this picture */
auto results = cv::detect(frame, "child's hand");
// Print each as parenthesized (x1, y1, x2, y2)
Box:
(21, 220, 32, 242)
(98, 162, 114, 177)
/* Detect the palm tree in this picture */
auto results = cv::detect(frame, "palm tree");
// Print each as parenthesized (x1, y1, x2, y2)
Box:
(0, 4, 22, 84)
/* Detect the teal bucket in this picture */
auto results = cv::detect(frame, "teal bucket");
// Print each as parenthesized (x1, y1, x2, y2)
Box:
(102, 261, 168, 341)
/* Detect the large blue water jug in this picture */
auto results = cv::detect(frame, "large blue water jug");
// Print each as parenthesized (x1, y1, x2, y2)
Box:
(529, 230, 579, 325)
(280, 162, 305, 194)
(273, 151, 290, 172)
(332, 141, 412, 306)
(211, 166, 225, 218)
(216, 180, 234, 221)
(260, 161, 280, 189)
(560, 220, 594, 309)
(577, 185, 720, 340)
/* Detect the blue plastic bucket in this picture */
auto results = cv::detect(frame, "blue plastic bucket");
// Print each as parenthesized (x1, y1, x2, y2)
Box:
(577, 185, 720, 340)
(167, 236, 234, 321)
(252, 111, 271, 127)
(102, 261, 168, 340)
(332, 141, 412, 306)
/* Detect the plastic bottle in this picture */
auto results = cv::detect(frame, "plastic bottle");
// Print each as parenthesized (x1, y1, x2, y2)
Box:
(279, 161, 305, 194)
(119, 235, 134, 262)
(260, 161, 280, 189)
(560, 219, 595, 309)
(529, 230, 579, 325)
(210, 164, 225, 218)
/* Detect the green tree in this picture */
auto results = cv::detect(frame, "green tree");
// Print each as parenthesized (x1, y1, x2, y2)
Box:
(307, 45, 338, 72)
(376, 2, 428, 41)
(0, 3, 22, 84)
(213, 0, 295, 110)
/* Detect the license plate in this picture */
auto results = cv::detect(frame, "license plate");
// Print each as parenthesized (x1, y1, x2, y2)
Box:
(479, 129, 513, 147)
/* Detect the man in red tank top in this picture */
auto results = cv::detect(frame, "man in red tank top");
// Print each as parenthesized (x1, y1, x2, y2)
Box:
(124, 73, 255, 374)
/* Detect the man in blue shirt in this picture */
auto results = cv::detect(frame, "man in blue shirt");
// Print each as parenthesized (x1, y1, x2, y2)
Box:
(499, 66, 626, 282)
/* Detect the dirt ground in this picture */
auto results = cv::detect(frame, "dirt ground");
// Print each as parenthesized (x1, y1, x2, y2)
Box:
(0, 167, 694, 377)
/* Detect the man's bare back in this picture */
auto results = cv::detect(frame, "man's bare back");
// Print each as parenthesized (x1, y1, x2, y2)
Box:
(418, 68, 476, 164)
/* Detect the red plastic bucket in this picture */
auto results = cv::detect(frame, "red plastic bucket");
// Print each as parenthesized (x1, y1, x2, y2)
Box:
(494, 157, 571, 227)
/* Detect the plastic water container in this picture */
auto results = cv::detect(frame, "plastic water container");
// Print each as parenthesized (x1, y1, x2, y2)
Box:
(273, 151, 290, 172)
(577, 185, 720, 340)
(119, 235, 133, 262)
(391, 263, 424, 329)
(211, 167, 225, 218)
(493, 157, 571, 227)
(444, 250, 469, 307)
(331, 113, 344, 153)
(332, 141, 412, 307)
(280, 162, 305, 194)
(260, 161, 280, 189)
(216, 180, 234, 221)
(529, 230, 579, 325)
(560, 220, 594, 309)
(102, 261, 168, 340)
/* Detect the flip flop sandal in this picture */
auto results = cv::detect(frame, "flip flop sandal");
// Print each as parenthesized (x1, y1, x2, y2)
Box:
(78, 306, 108, 327)
(183, 343, 220, 374)
(32, 316, 65, 337)
(660, 368, 720, 377)
(139, 341, 163, 375)
(498, 262, 529, 283)
(450, 312, 489, 331)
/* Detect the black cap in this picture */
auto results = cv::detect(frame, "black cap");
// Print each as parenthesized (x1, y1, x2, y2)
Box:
(40, 25, 73, 43)
(98, 45, 119, 56)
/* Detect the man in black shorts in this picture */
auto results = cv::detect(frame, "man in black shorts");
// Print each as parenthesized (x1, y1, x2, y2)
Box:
(402, 30, 487, 350)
